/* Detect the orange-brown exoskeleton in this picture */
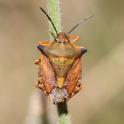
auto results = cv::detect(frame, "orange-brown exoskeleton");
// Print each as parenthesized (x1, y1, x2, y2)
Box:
(35, 7, 92, 104)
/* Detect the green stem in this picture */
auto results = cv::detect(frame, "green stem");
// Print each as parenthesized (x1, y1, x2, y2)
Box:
(47, 0, 70, 124)
(47, 0, 61, 38)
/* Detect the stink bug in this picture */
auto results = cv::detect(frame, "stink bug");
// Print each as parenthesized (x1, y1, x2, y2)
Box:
(35, 7, 92, 104)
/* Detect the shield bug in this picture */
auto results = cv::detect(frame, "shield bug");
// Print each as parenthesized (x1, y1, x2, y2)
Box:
(35, 7, 92, 104)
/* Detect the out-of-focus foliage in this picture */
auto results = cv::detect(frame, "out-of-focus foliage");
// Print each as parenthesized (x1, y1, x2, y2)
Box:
(0, 0, 124, 124)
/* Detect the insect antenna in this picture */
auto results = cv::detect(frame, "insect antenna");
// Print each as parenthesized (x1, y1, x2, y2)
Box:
(40, 7, 58, 36)
(67, 15, 93, 34)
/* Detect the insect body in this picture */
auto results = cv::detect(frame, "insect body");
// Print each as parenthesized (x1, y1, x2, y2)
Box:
(35, 7, 90, 104)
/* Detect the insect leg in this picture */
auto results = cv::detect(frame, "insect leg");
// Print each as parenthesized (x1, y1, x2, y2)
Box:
(70, 81, 82, 98)
(35, 59, 41, 65)
(68, 35, 79, 43)
(38, 40, 52, 46)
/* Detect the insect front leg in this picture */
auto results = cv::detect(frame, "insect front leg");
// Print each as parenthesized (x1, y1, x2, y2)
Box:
(68, 34, 79, 43)
(38, 40, 52, 46)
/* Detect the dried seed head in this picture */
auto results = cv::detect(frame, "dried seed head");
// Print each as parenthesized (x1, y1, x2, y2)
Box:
(50, 87, 68, 104)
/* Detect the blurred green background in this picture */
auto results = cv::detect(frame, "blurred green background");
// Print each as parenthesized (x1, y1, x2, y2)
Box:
(0, 0, 124, 124)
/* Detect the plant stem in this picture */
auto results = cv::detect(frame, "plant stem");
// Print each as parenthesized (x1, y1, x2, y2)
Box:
(47, 0, 61, 38)
(41, 94, 49, 124)
(47, 0, 70, 124)
(57, 103, 70, 124)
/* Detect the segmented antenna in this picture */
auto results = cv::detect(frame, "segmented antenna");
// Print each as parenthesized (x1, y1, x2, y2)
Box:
(67, 15, 93, 34)
(40, 7, 58, 35)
